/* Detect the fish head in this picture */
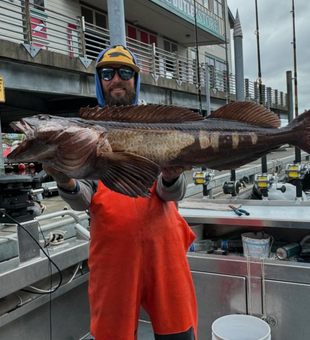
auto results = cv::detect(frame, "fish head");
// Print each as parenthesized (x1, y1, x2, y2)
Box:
(8, 115, 106, 172)
(11, 114, 68, 138)
(8, 115, 64, 162)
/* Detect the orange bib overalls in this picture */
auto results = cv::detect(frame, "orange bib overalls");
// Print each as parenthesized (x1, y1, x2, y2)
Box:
(88, 181, 197, 340)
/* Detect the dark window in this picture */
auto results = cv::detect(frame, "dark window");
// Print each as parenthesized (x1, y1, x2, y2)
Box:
(164, 40, 170, 52)
(31, 0, 44, 6)
(164, 40, 178, 53)
(95, 12, 106, 29)
(82, 7, 108, 59)
(82, 7, 93, 24)
(30, 0, 45, 10)
(171, 43, 178, 53)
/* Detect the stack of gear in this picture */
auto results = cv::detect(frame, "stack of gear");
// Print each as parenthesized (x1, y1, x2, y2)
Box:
(0, 173, 44, 223)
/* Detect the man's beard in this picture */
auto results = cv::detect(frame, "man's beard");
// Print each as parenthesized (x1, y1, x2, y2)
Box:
(103, 85, 136, 106)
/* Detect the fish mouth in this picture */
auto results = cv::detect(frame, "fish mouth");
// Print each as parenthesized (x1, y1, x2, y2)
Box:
(7, 120, 35, 161)
(10, 119, 34, 137)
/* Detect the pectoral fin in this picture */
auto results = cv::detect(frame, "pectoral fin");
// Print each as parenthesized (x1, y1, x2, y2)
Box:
(98, 152, 160, 198)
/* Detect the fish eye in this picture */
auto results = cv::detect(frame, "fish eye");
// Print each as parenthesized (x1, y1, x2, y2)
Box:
(38, 115, 50, 120)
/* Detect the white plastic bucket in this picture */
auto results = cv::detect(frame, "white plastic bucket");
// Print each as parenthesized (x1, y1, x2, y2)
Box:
(212, 314, 271, 340)
(242, 232, 272, 259)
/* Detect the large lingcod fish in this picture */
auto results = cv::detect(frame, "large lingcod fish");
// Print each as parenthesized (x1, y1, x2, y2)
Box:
(8, 102, 310, 198)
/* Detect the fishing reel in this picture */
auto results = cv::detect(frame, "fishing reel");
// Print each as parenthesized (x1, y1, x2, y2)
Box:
(254, 173, 286, 199)
(254, 173, 274, 190)
(285, 163, 310, 180)
(192, 170, 214, 186)
(222, 178, 247, 196)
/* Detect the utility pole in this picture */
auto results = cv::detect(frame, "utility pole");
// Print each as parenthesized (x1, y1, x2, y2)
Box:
(0, 76, 5, 176)
(223, 1, 230, 104)
(193, 0, 203, 116)
(234, 10, 245, 102)
(107, 0, 127, 47)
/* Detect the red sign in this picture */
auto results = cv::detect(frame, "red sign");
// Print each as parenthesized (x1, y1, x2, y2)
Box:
(68, 23, 77, 57)
(31, 17, 47, 49)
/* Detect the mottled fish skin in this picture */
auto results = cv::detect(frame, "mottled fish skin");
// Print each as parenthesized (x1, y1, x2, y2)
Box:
(92, 120, 292, 169)
(7, 102, 310, 198)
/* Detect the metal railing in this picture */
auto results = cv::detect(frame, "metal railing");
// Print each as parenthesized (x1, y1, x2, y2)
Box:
(84, 21, 109, 59)
(0, 0, 287, 110)
(0, 0, 25, 42)
(0, 0, 82, 55)
(127, 37, 153, 74)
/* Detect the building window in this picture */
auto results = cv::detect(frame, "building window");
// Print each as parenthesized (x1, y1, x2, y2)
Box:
(81, 6, 108, 59)
(197, 0, 210, 9)
(213, 0, 223, 18)
(206, 54, 227, 91)
(164, 40, 178, 53)
(82, 7, 93, 24)
(30, 0, 45, 11)
(30, 0, 44, 7)
(127, 25, 137, 40)
(140, 30, 157, 45)
(81, 6, 107, 29)
(216, 60, 226, 71)
(126, 27, 157, 74)
(162, 40, 177, 78)
(191, 49, 196, 61)
(95, 12, 107, 29)
(205, 56, 215, 67)
(206, 55, 226, 71)
(127, 26, 157, 45)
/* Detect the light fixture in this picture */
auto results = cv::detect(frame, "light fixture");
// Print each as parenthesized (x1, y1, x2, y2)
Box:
(186, 34, 191, 38)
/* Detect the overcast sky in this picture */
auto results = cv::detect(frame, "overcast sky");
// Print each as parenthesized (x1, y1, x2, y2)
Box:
(227, 0, 309, 113)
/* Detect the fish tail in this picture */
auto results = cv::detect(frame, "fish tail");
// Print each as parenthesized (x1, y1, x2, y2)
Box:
(287, 109, 310, 154)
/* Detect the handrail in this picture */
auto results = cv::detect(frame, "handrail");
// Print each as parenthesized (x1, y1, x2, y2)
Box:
(36, 210, 82, 224)
(0, 210, 90, 246)
(0, 0, 288, 110)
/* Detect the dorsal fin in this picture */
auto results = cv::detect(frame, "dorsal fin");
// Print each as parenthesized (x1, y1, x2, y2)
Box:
(79, 104, 203, 123)
(208, 102, 280, 128)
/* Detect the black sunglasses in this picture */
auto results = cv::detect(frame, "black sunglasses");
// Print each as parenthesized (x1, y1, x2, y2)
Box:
(99, 67, 135, 81)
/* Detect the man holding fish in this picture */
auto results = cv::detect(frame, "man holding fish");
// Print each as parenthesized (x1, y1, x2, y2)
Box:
(8, 42, 310, 339)
(44, 45, 198, 340)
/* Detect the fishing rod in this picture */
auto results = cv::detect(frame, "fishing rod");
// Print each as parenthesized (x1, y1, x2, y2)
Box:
(222, 3, 237, 188)
(254, 0, 268, 195)
(192, 0, 212, 197)
(291, 0, 303, 198)
(254, 0, 263, 107)
(291, 0, 299, 120)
